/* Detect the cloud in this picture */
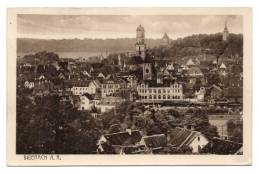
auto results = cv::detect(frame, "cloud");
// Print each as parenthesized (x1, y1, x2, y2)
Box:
(17, 14, 243, 39)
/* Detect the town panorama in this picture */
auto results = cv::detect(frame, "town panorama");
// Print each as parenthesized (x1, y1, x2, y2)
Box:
(17, 22, 243, 155)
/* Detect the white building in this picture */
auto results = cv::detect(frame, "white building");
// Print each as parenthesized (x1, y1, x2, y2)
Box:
(168, 127, 209, 153)
(137, 81, 183, 102)
(194, 87, 206, 101)
(101, 79, 126, 98)
(78, 93, 94, 111)
(71, 80, 100, 95)
(24, 80, 35, 89)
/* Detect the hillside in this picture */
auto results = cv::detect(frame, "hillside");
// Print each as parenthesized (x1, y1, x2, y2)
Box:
(17, 38, 162, 54)
(17, 33, 243, 61)
(151, 33, 243, 59)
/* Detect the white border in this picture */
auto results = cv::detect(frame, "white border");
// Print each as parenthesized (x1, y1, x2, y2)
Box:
(6, 7, 252, 166)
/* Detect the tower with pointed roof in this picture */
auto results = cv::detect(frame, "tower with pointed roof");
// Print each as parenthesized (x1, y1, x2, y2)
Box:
(161, 32, 170, 46)
(223, 22, 229, 42)
(135, 24, 146, 61)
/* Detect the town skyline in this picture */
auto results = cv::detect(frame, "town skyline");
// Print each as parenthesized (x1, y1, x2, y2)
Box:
(18, 14, 243, 40)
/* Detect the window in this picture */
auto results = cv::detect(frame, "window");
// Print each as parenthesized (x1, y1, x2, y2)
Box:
(153, 89, 156, 93)
(149, 89, 152, 93)
(154, 95, 157, 99)
(149, 95, 152, 99)
(198, 137, 200, 141)
(163, 89, 166, 93)
(167, 90, 170, 93)
(158, 95, 161, 99)
(158, 89, 161, 93)
(167, 95, 170, 99)
(163, 95, 166, 99)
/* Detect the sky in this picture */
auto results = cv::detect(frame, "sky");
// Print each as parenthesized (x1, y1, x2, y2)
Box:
(17, 15, 243, 40)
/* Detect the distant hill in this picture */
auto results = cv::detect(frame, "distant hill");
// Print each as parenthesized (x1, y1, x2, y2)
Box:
(151, 33, 243, 60)
(17, 33, 243, 61)
(17, 38, 162, 54)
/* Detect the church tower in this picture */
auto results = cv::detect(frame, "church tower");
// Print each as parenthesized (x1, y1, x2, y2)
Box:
(223, 22, 229, 42)
(143, 63, 152, 80)
(161, 32, 170, 46)
(135, 24, 146, 61)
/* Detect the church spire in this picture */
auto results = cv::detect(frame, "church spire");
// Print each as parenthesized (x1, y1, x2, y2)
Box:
(223, 21, 229, 42)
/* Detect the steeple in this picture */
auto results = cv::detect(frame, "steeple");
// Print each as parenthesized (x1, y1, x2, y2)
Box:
(161, 32, 170, 46)
(223, 21, 229, 42)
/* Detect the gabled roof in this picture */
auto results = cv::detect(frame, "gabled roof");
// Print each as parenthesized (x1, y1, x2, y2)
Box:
(162, 32, 170, 40)
(82, 93, 94, 100)
(71, 80, 92, 87)
(219, 62, 227, 69)
(186, 67, 203, 76)
(168, 127, 203, 148)
(210, 84, 222, 92)
(186, 58, 195, 66)
(104, 130, 142, 146)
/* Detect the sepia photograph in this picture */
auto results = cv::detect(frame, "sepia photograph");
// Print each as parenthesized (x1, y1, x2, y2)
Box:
(6, 7, 252, 165)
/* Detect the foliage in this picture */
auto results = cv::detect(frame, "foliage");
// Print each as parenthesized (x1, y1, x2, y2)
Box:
(227, 120, 243, 143)
(16, 94, 101, 154)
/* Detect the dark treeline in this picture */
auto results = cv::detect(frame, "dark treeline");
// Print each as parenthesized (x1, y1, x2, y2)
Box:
(17, 33, 243, 59)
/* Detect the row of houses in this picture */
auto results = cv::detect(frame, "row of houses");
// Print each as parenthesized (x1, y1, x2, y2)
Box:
(96, 127, 242, 154)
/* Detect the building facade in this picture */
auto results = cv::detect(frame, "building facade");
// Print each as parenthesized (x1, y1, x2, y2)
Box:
(137, 82, 184, 102)
(71, 80, 99, 95)
(101, 79, 126, 98)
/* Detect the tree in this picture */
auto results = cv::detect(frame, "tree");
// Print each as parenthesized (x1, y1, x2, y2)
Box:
(227, 120, 243, 143)
(189, 108, 219, 139)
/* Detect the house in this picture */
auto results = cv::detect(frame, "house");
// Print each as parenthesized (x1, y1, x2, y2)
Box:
(78, 93, 94, 111)
(194, 87, 206, 101)
(97, 130, 143, 154)
(201, 137, 242, 154)
(186, 58, 195, 67)
(186, 67, 204, 77)
(137, 81, 183, 103)
(24, 80, 35, 89)
(101, 78, 126, 98)
(32, 80, 52, 96)
(139, 134, 167, 153)
(99, 96, 125, 113)
(168, 127, 209, 153)
(208, 84, 223, 100)
(71, 80, 100, 95)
